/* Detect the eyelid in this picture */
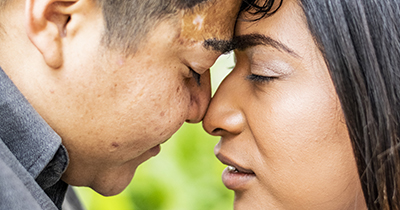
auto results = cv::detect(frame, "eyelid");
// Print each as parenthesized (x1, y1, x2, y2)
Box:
(250, 61, 282, 78)
(236, 43, 293, 76)
(189, 61, 211, 75)
(246, 59, 282, 84)
(189, 67, 201, 86)
(247, 74, 276, 83)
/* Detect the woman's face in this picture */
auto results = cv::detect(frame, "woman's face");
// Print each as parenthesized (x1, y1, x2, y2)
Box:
(203, 0, 367, 209)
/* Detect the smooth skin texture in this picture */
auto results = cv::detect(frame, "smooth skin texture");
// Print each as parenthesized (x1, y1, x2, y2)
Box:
(0, 0, 240, 196)
(203, 0, 367, 209)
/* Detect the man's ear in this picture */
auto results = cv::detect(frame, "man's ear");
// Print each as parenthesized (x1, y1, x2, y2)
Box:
(25, 0, 77, 69)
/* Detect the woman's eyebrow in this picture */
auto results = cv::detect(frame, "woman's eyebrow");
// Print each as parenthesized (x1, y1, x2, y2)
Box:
(232, 33, 301, 58)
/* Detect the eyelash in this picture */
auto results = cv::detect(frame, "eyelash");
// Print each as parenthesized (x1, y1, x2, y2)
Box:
(247, 74, 276, 83)
(189, 67, 201, 86)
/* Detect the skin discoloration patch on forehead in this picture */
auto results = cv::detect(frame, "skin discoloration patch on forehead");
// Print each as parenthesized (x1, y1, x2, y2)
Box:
(180, 0, 241, 42)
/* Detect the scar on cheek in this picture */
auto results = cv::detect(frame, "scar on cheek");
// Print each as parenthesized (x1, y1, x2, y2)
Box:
(160, 111, 166, 117)
(111, 142, 119, 148)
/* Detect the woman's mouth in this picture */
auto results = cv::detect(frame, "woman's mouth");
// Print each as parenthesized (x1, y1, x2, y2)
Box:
(217, 154, 256, 190)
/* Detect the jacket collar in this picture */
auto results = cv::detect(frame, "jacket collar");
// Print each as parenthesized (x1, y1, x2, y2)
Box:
(0, 67, 67, 179)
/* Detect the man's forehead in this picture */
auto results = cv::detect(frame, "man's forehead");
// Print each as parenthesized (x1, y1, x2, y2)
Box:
(180, 0, 241, 41)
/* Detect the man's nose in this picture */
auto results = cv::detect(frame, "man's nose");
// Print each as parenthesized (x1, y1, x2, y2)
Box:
(185, 70, 211, 123)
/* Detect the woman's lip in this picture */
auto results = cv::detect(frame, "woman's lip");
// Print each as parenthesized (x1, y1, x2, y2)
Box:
(216, 153, 255, 174)
(222, 166, 256, 190)
(216, 153, 256, 190)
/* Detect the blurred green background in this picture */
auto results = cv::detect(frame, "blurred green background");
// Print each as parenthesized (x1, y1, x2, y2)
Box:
(74, 53, 236, 210)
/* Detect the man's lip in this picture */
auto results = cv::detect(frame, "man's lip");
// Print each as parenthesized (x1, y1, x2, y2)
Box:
(216, 153, 255, 174)
(149, 145, 161, 157)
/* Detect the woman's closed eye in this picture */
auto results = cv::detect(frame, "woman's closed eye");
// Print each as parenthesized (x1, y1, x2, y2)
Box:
(247, 74, 277, 83)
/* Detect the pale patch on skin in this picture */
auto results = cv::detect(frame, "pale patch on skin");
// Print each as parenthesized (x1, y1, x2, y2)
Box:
(174, 0, 241, 74)
(193, 15, 204, 30)
(117, 58, 125, 66)
(180, 0, 241, 42)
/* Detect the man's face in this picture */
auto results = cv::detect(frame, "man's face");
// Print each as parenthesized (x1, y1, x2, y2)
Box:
(34, 0, 241, 195)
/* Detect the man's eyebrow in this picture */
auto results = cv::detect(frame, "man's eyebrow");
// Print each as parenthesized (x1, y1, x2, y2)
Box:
(232, 34, 300, 58)
(203, 38, 235, 54)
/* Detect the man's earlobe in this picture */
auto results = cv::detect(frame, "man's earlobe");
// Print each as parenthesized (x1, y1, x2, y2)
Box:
(25, 0, 77, 69)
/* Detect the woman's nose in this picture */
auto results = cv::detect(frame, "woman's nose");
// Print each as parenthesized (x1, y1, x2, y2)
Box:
(185, 70, 212, 123)
(203, 69, 245, 136)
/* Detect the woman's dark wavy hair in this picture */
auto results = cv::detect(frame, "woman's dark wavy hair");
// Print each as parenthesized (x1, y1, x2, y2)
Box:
(241, 0, 400, 209)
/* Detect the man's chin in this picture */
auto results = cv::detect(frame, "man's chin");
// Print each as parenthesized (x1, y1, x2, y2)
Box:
(90, 172, 137, 197)
(63, 145, 161, 196)
(94, 187, 127, 197)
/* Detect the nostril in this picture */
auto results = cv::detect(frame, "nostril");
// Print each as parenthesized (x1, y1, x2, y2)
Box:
(212, 128, 224, 135)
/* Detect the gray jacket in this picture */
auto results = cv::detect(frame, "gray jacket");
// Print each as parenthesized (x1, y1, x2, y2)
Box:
(0, 67, 82, 210)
